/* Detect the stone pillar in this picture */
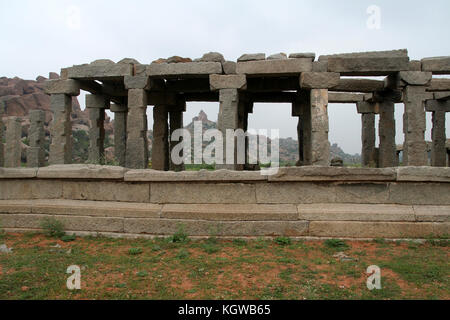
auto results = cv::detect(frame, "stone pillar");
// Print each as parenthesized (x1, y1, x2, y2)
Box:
(152, 105, 169, 171)
(45, 79, 80, 165)
(125, 89, 148, 169)
(292, 95, 307, 166)
(0, 102, 4, 167)
(361, 113, 376, 167)
(217, 89, 239, 170)
(309, 89, 330, 166)
(169, 97, 185, 172)
(403, 86, 428, 166)
(5, 117, 22, 167)
(425, 99, 449, 167)
(27, 110, 46, 167)
(111, 104, 127, 167)
(378, 101, 396, 167)
(86, 94, 108, 164)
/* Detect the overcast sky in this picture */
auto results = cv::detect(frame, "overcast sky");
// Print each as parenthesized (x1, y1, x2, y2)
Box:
(1, 0, 449, 154)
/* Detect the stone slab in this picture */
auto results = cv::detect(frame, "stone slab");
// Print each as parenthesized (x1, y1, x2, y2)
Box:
(319, 49, 408, 61)
(161, 204, 298, 221)
(335, 183, 390, 204)
(147, 62, 222, 77)
(125, 169, 266, 182)
(309, 221, 435, 238)
(327, 57, 410, 76)
(236, 58, 312, 76)
(328, 92, 364, 103)
(0, 168, 38, 179)
(150, 183, 256, 204)
(37, 164, 127, 179)
(209, 74, 247, 90)
(66, 63, 133, 80)
(331, 78, 384, 93)
(268, 167, 396, 182)
(389, 182, 450, 205)
(396, 166, 450, 182)
(297, 203, 415, 221)
(421, 56, 450, 74)
(44, 79, 80, 95)
(0, 200, 33, 213)
(256, 182, 336, 204)
(237, 53, 266, 62)
(413, 206, 450, 222)
(300, 72, 340, 89)
(62, 181, 149, 202)
(124, 218, 309, 237)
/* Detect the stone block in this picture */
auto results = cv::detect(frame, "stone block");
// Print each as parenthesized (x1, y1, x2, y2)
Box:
(333, 78, 384, 93)
(0, 168, 37, 178)
(222, 61, 237, 74)
(209, 74, 247, 90)
(256, 182, 336, 204)
(161, 204, 298, 221)
(237, 53, 265, 62)
(30, 180, 64, 199)
(44, 79, 80, 95)
(298, 203, 415, 221)
(335, 183, 390, 204)
(309, 221, 435, 238)
(66, 63, 133, 80)
(0, 180, 32, 200)
(147, 62, 222, 77)
(300, 72, 340, 89)
(327, 57, 410, 76)
(124, 218, 309, 237)
(37, 164, 127, 179)
(319, 49, 408, 61)
(236, 58, 312, 76)
(396, 166, 450, 182)
(268, 166, 396, 182)
(124, 75, 151, 89)
(267, 53, 287, 60)
(421, 56, 450, 74)
(312, 61, 328, 72)
(389, 182, 450, 205)
(413, 206, 450, 222)
(125, 169, 266, 182)
(62, 181, 149, 202)
(198, 52, 225, 63)
(150, 183, 256, 204)
(0, 200, 33, 213)
(408, 60, 422, 71)
(398, 71, 432, 85)
(289, 52, 315, 60)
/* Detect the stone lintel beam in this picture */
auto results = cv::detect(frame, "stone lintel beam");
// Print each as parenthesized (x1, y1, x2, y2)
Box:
(45, 79, 80, 96)
(329, 78, 384, 93)
(300, 72, 340, 89)
(147, 62, 222, 78)
(85, 94, 110, 109)
(427, 79, 450, 92)
(209, 74, 247, 91)
(236, 58, 313, 76)
(78, 80, 126, 105)
(433, 91, 450, 101)
(421, 56, 450, 75)
(385, 72, 432, 90)
(425, 99, 450, 112)
(327, 92, 365, 103)
(366, 89, 403, 103)
(66, 63, 133, 80)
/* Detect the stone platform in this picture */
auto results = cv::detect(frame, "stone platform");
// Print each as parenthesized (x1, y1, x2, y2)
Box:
(0, 165, 449, 239)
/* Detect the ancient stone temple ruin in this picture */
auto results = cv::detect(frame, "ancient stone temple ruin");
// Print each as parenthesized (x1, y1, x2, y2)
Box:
(0, 49, 449, 240)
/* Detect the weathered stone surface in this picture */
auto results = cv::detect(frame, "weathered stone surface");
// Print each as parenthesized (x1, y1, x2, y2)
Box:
(328, 93, 364, 103)
(332, 78, 384, 93)
(408, 60, 422, 71)
(125, 169, 266, 182)
(413, 205, 450, 222)
(86, 95, 108, 164)
(319, 49, 408, 61)
(150, 183, 256, 204)
(31, 199, 160, 218)
(267, 53, 287, 60)
(269, 167, 396, 182)
(169, 107, 184, 172)
(426, 99, 450, 112)
(66, 63, 133, 80)
(112, 106, 127, 167)
(161, 204, 298, 221)
(256, 182, 336, 204)
(237, 53, 265, 62)
(217, 89, 239, 170)
(124, 75, 151, 89)
(398, 71, 432, 85)
(289, 53, 315, 60)
(298, 204, 415, 221)
(312, 61, 328, 72)
(389, 182, 450, 205)
(49, 94, 72, 165)
(361, 113, 376, 167)
(427, 79, 450, 92)
(236, 58, 312, 76)
(147, 62, 222, 77)
(0, 180, 63, 200)
(309, 221, 435, 238)
(198, 52, 225, 63)
(421, 56, 450, 74)
(62, 181, 149, 202)
(434, 92, 450, 100)
(125, 89, 148, 169)
(124, 218, 308, 237)
(44, 79, 80, 95)
(396, 167, 450, 182)
(4, 117, 22, 168)
(27, 110, 45, 167)
(357, 101, 377, 114)
(37, 164, 127, 179)
(222, 61, 237, 74)
(209, 74, 247, 90)
(152, 105, 169, 171)
(429, 108, 447, 167)
(300, 72, 340, 89)
(327, 57, 409, 76)
(378, 102, 396, 168)
(0, 168, 37, 178)
(310, 89, 330, 166)
(0, 200, 33, 213)
(335, 183, 390, 204)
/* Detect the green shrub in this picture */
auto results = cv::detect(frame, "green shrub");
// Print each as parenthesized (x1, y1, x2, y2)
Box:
(170, 224, 189, 243)
(40, 217, 65, 238)
(324, 239, 349, 250)
(61, 234, 76, 242)
(128, 247, 143, 255)
(274, 237, 292, 246)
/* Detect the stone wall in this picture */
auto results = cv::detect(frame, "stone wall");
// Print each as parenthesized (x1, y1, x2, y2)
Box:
(0, 165, 448, 239)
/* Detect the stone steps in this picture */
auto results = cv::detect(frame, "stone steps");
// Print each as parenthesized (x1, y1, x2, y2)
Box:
(0, 200, 448, 239)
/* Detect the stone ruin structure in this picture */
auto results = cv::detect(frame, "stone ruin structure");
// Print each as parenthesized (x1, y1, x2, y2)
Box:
(0, 49, 449, 240)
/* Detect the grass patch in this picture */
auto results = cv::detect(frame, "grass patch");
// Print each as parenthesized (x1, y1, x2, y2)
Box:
(40, 217, 65, 238)
(128, 248, 143, 256)
(324, 239, 349, 250)
(274, 237, 292, 246)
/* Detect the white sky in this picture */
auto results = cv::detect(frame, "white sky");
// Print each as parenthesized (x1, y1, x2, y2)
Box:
(1, 0, 449, 154)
